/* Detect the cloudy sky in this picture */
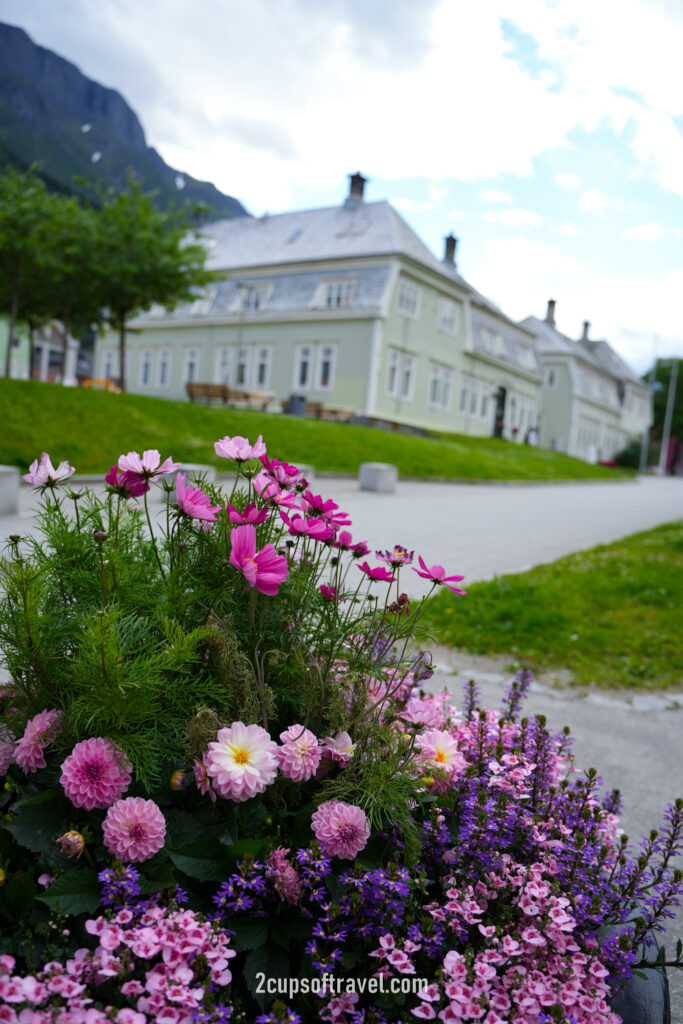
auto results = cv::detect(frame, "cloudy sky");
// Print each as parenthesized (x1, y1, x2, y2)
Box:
(5, 0, 683, 373)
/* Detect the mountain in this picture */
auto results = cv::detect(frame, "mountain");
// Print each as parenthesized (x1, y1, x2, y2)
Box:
(0, 22, 248, 220)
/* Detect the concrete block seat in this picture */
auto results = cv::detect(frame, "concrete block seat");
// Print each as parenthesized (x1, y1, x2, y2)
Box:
(359, 462, 398, 493)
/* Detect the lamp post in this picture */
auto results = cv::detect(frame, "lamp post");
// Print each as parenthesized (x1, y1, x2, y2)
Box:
(657, 358, 679, 476)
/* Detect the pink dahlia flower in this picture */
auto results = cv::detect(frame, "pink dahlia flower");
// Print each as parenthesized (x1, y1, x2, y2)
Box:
(311, 799, 370, 859)
(0, 725, 15, 775)
(412, 556, 466, 594)
(229, 524, 289, 596)
(267, 847, 301, 905)
(104, 465, 149, 498)
(117, 449, 180, 482)
(214, 434, 266, 462)
(14, 709, 62, 773)
(205, 722, 278, 802)
(102, 797, 166, 863)
(277, 724, 322, 782)
(60, 737, 132, 810)
(175, 472, 222, 522)
(23, 452, 75, 488)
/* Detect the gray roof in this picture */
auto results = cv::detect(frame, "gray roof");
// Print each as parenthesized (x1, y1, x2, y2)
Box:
(578, 338, 643, 386)
(522, 315, 642, 384)
(198, 200, 472, 291)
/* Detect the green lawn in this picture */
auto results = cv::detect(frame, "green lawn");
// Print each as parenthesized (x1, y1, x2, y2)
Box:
(421, 521, 683, 690)
(1, 379, 631, 480)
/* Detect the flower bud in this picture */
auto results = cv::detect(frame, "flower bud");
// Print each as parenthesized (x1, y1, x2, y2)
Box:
(170, 770, 186, 791)
(93, 530, 108, 543)
(0, 867, 5, 886)
(57, 830, 85, 858)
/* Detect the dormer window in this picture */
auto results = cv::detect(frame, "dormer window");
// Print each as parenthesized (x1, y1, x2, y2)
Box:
(239, 285, 272, 313)
(397, 280, 421, 318)
(190, 285, 217, 317)
(325, 281, 353, 308)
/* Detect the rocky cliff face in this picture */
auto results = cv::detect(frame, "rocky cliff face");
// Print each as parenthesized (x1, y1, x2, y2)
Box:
(0, 21, 247, 219)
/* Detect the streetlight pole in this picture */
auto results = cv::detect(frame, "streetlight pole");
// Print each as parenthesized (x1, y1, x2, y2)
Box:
(657, 358, 679, 476)
(640, 361, 656, 473)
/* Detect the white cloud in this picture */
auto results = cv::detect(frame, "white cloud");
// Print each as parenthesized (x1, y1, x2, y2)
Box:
(579, 188, 611, 213)
(392, 197, 435, 213)
(554, 173, 582, 189)
(482, 208, 543, 226)
(479, 189, 513, 203)
(559, 221, 580, 235)
(620, 221, 665, 241)
(447, 209, 468, 221)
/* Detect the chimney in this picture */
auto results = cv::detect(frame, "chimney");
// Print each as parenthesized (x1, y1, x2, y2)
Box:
(545, 299, 556, 326)
(443, 234, 458, 267)
(347, 171, 366, 204)
(581, 320, 590, 341)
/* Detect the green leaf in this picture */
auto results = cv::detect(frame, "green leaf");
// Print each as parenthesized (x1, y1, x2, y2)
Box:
(230, 919, 269, 952)
(37, 868, 100, 915)
(0, 871, 37, 920)
(13, 787, 64, 811)
(4, 800, 72, 855)
(243, 943, 290, 1010)
(139, 861, 177, 895)
(167, 840, 226, 882)
(223, 838, 269, 862)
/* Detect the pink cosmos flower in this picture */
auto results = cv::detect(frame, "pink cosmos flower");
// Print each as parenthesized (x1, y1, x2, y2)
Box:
(225, 502, 269, 525)
(104, 465, 149, 498)
(102, 797, 166, 863)
(259, 454, 301, 489)
(0, 725, 15, 775)
(204, 722, 279, 802)
(280, 511, 337, 541)
(253, 472, 302, 508)
(14, 709, 62, 773)
(302, 491, 352, 527)
(267, 847, 301, 905)
(376, 545, 414, 568)
(60, 737, 132, 810)
(321, 731, 355, 766)
(117, 450, 180, 482)
(23, 452, 75, 488)
(415, 729, 467, 783)
(175, 473, 221, 522)
(412, 556, 466, 594)
(277, 724, 322, 782)
(193, 753, 216, 802)
(319, 584, 339, 601)
(357, 561, 396, 583)
(311, 799, 370, 859)
(214, 434, 266, 462)
(229, 524, 289, 596)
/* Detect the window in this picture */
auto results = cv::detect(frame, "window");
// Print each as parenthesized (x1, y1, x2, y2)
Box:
(469, 379, 479, 414)
(215, 347, 231, 385)
(254, 346, 272, 388)
(183, 348, 200, 384)
(428, 363, 453, 409)
(459, 381, 468, 412)
(481, 394, 488, 418)
(324, 281, 352, 309)
(294, 345, 313, 389)
(316, 345, 336, 390)
(240, 286, 270, 313)
(103, 350, 117, 381)
(140, 349, 153, 387)
(509, 397, 517, 426)
(437, 298, 459, 334)
(158, 349, 171, 388)
(546, 367, 556, 387)
(236, 347, 249, 387)
(397, 280, 420, 318)
(190, 286, 217, 317)
(400, 355, 415, 400)
(386, 349, 399, 397)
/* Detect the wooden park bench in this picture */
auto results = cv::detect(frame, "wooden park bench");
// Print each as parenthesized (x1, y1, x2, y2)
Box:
(186, 382, 231, 403)
(228, 389, 275, 411)
(320, 405, 354, 423)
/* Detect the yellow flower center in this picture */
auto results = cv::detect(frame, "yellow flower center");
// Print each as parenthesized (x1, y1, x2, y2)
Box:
(233, 749, 249, 764)
(435, 750, 447, 763)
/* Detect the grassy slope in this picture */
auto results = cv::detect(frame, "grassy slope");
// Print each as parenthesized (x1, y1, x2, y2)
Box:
(422, 521, 683, 690)
(1, 379, 631, 480)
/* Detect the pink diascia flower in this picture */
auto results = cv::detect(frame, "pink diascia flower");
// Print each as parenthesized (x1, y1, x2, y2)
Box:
(267, 847, 301, 905)
(23, 452, 75, 487)
(229, 524, 289, 596)
(104, 465, 149, 498)
(416, 729, 467, 782)
(14, 709, 62, 773)
(311, 799, 370, 859)
(214, 434, 266, 462)
(277, 725, 322, 782)
(412, 556, 466, 594)
(205, 722, 279, 802)
(175, 472, 222, 522)
(60, 737, 132, 810)
(226, 502, 269, 526)
(102, 797, 166, 863)
(117, 449, 180, 482)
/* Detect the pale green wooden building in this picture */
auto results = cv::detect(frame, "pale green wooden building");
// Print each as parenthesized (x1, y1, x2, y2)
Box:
(95, 174, 543, 440)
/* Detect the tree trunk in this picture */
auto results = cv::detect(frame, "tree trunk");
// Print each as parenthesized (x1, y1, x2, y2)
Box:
(4, 278, 19, 378)
(28, 322, 36, 380)
(118, 316, 126, 393)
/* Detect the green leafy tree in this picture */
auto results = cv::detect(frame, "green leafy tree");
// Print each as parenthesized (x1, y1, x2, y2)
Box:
(91, 178, 210, 392)
(0, 167, 52, 377)
(650, 358, 682, 438)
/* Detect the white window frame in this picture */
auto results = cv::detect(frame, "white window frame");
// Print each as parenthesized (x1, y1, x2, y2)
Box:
(399, 353, 415, 401)
(240, 285, 271, 313)
(427, 362, 453, 410)
(183, 348, 200, 385)
(397, 280, 421, 319)
(293, 344, 313, 390)
(139, 349, 153, 388)
(437, 298, 460, 335)
(469, 378, 479, 415)
(386, 349, 399, 397)
(315, 344, 337, 391)
(157, 348, 171, 389)
(235, 346, 250, 387)
(480, 393, 489, 418)
(214, 346, 231, 385)
(323, 281, 353, 309)
(459, 375, 469, 412)
(253, 345, 272, 389)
